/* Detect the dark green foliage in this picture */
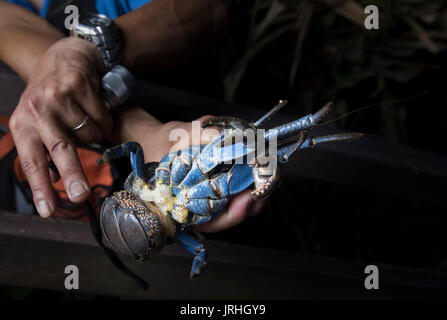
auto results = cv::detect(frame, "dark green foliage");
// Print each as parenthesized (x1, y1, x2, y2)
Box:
(223, 0, 447, 150)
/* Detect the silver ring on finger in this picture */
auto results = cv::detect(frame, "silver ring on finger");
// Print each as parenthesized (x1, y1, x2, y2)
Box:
(70, 116, 89, 132)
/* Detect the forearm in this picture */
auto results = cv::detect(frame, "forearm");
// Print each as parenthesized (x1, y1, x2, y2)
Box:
(110, 105, 182, 162)
(111, 106, 162, 144)
(0, 2, 64, 81)
(115, 0, 227, 70)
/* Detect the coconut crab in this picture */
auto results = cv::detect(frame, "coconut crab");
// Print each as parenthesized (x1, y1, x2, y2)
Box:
(97, 101, 361, 278)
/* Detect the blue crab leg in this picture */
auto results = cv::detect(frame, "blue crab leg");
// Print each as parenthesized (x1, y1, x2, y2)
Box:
(171, 164, 253, 224)
(98, 142, 146, 179)
(252, 100, 288, 127)
(155, 146, 203, 188)
(171, 182, 229, 225)
(277, 132, 363, 164)
(176, 232, 207, 278)
(170, 146, 202, 186)
(264, 102, 333, 143)
(155, 151, 176, 185)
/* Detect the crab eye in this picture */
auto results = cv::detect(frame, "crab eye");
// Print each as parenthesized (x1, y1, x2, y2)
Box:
(100, 191, 164, 262)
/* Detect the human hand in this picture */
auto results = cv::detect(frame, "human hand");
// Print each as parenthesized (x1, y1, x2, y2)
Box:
(9, 37, 112, 218)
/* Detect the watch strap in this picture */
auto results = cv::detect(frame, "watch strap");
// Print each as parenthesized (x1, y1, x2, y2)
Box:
(70, 14, 121, 72)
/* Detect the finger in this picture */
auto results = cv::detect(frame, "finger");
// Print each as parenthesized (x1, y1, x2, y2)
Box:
(59, 71, 112, 137)
(165, 117, 221, 152)
(193, 190, 260, 233)
(39, 117, 90, 203)
(67, 113, 102, 144)
(197, 115, 221, 145)
(14, 130, 56, 218)
(60, 99, 102, 143)
(76, 85, 113, 137)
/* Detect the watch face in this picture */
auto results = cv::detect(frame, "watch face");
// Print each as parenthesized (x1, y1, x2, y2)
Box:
(80, 13, 112, 28)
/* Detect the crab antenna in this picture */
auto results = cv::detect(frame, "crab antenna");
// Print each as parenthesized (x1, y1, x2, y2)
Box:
(252, 100, 288, 127)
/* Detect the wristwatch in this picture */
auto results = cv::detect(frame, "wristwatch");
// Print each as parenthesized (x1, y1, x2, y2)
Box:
(101, 65, 137, 110)
(70, 13, 121, 72)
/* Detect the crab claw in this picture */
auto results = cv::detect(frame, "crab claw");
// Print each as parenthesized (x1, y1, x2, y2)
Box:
(250, 165, 279, 200)
(190, 256, 207, 279)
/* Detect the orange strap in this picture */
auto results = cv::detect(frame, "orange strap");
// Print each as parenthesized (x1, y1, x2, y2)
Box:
(0, 132, 15, 160)
(0, 116, 15, 159)
(14, 148, 113, 220)
(0, 115, 9, 127)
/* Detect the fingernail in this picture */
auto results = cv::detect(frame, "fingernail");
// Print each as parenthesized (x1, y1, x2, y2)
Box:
(37, 200, 52, 218)
(68, 181, 88, 200)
